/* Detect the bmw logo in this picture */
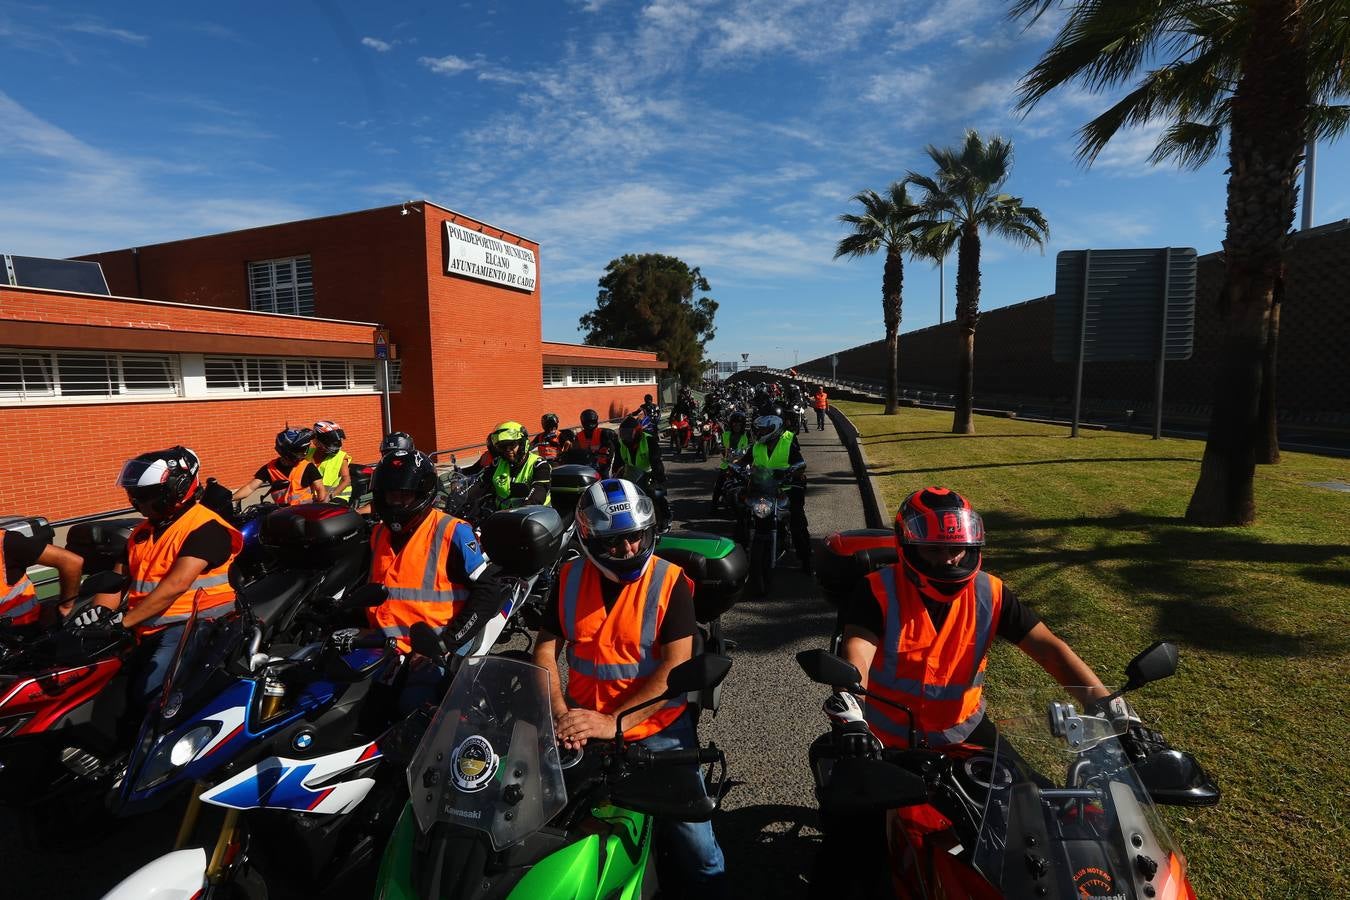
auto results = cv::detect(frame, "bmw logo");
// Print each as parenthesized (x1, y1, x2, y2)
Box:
(292, 731, 314, 751)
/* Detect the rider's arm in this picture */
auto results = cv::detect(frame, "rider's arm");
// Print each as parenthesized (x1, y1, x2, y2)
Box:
(120, 520, 233, 629)
(524, 460, 553, 505)
(303, 463, 328, 503)
(37, 543, 85, 612)
(839, 579, 884, 689)
(438, 522, 505, 651)
(231, 478, 264, 502)
(334, 462, 353, 501)
(533, 631, 569, 720)
(1017, 622, 1110, 707)
(645, 436, 665, 481)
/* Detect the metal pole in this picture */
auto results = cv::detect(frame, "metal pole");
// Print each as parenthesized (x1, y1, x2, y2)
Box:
(380, 357, 393, 435)
(1301, 137, 1316, 230)
(1154, 247, 1172, 440)
(938, 255, 945, 325)
(1071, 250, 1091, 438)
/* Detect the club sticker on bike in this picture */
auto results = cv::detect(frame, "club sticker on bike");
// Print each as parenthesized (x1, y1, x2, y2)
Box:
(452, 735, 500, 792)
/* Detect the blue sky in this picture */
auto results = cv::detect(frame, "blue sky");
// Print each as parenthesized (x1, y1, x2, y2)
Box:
(2, 1, 1346, 370)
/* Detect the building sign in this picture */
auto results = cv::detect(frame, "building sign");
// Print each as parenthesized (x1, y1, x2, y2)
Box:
(443, 222, 537, 291)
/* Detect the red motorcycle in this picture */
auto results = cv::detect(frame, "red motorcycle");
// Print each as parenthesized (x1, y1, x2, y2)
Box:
(797, 643, 1219, 900)
(698, 414, 722, 462)
(670, 412, 692, 457)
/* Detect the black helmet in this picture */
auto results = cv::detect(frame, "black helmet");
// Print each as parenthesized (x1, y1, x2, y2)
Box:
(313, 420, 346, 452)
(380, 431, 415, 456)
(896, 487, 985, 593)
(371, 450, 438, 533)
(580, 409, 600, 430)
(275, 427, 314, 460)
(541, 412, 559, 432)
(116, 446, 202, 522)
(728, 411, 747, 430)
(618, 415, 643, 446)
(643, 394, 653, 404)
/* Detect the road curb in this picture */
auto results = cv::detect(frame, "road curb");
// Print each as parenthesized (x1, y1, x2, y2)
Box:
(824, 406, 888, 528)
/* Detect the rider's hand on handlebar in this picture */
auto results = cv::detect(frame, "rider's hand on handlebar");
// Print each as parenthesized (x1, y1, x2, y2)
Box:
(555, 708, 617, 751)
(69, 604, 123, 629)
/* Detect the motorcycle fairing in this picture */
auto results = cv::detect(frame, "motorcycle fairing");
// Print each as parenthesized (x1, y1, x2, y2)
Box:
(0, 657, 123, 736)
(201, 740, 382, 814)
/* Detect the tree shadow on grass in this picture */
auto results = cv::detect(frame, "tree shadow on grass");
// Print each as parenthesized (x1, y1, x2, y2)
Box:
(863, 432, 1049, 446)
(980, 510, 1350, 659)
(873, 457, 1195, 477)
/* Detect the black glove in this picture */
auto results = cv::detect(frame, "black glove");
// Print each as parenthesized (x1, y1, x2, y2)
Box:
(1119, 724, 1170, 765)
(70, 605, 123, 629)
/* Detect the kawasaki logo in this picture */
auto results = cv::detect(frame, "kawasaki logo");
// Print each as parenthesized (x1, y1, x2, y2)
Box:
(446, 807, 482, 820)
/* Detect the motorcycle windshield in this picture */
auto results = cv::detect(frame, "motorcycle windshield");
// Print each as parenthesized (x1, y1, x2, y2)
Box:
(970, 690, 1187, 900)
(407, 655, 566, 851)
(749, 470, 779, 496)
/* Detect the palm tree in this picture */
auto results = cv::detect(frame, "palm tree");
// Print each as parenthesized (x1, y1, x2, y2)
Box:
(834, 182, 926, 415)
(1011, 0, 1350, 525)
(907, 131, 1050, 434)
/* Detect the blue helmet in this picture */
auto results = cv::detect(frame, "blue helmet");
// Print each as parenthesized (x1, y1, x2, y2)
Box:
(575, 478, 658, 583)
(275, 427, 314, 460)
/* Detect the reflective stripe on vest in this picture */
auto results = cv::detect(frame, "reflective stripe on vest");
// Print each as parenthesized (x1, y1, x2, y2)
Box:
(153, 601, 236, 627)
(866, 566, 998, 747)
(491, 454, 540, 503)
(0, 539, 38, 623)
(312, 449, 352, 500)
(752, 431, 794, 471)
(130, 572, 233, 595)
(368, 510, 473, 653)
(266, 460, 316, 506)
(618, 438, 650, 474)
(126, 504, 243, 634)
(720, 431, 750, 470)
(531, 432, 562, 461)
(561, 561, 668, 680)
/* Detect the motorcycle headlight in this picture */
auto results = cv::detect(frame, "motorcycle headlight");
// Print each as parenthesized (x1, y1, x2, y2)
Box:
(135, 722, 221, 791)
(751, 498, 773, 518)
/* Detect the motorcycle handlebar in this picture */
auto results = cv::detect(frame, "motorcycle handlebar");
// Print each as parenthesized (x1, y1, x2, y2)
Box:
(624, 745, 723, 767)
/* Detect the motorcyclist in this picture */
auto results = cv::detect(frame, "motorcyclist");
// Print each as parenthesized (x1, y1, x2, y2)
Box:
(564, 408, 617, 476)
(532, 479, 726, 898)
(308, 420, 353, 503)
(615, 415, 666, 484)
(86, 447, 243, 707)
(231, 428, 328, 505)
(734, 414, 811, 573)
(530, 412, 568, 462)
(638, 393, 661, 434)
(710, 411, 751, 513)
(2, 523, 84, 626)
(672, 388, 697, 419)
(473, 421, 552, 510)
(379, 432, 416, 456)
(812, 386, 829, 431)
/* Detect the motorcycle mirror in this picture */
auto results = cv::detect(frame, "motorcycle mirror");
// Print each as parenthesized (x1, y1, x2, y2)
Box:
(408, 622, 448, 666)
(662, 654, 733, 698)
(796, 649, 862, 689)
(348, 583, 389, 609)
(78, 570, 128, 598)
(1123, 641, 1179, 691)
(818, 757, 927, 815)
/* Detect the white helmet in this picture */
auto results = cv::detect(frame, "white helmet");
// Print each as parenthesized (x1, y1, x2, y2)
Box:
(753, 415, 784, 445)
(575, 478, 658, 583)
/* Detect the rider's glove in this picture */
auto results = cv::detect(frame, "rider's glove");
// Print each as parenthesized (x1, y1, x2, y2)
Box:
(71, 605, 122, 629)
(1105, 696, 1142, 729)
(1119, 724, 1170, 765)
(324, 627, 361, 655)
(824, 692, 880, 759)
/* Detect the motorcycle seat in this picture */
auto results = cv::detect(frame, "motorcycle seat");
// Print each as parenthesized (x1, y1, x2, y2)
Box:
(239, 570, 314, 633)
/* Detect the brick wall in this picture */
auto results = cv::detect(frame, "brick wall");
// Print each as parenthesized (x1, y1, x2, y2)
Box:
(802, 221, 1350, 419)
(0, 395, 384, 521)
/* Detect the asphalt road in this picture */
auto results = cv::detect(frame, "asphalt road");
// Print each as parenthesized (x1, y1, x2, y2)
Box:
(0, 421, 868, 898)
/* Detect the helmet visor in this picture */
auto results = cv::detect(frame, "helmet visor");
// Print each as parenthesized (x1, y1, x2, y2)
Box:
(899, 507, 985, 547)
(115, 458, 164, 490)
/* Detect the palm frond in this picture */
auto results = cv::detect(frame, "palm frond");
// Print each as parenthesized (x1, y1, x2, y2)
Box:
(1149, 117, 1226, 168)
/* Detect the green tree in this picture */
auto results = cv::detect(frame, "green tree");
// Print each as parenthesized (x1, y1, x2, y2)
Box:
(1011, 0, 1350, 526)
(906, 131, 1050, 434)
(834, 182, 927, 415)
(578, 253, 718, 385)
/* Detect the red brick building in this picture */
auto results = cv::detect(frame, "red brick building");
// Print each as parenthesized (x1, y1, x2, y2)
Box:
(2, 201, 663, 520)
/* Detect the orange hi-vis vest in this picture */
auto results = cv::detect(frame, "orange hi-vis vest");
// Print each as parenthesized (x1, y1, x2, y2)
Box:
(574, 428, 611, 464)
(264, 459, 317, 506)
(558, 556, 688, 741)
(0, 540, 39, 626)
(814, 391, 829, 410)
(368, 510, 472, 654)
(864, 564, 1003, 748)
(127, 503, 243, 635)
(531, 431, 563, 461)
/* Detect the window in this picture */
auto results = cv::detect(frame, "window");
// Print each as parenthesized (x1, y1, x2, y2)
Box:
(203, 355, 395, 395)
(317, 359, 348, 390)
(571, 366, 612, 386)
(543, 365, 566, 387)
(617, 368, 654, 385)
(248, 255, 315, 316)
(351, 361, 377, 388)
(0, 350, 178, 402)
(541, 364, 657, 388)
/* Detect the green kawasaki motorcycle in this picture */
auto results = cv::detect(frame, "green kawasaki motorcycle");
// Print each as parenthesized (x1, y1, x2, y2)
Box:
(374, 651, 731, 899)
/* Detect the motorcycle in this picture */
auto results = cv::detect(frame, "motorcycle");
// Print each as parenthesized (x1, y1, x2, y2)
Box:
(669, 412, 692, 457)
(796, 642, 1220, 900)
(730, 461, 805, 595)
(373, 652, 732, 899)
(696, 414, 722, 463)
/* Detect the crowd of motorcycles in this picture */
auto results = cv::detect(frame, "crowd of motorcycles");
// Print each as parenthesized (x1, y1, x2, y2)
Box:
(0, 379, 1221, 899)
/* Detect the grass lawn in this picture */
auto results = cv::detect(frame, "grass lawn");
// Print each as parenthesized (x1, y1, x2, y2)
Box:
(835, 401, 1349, 900)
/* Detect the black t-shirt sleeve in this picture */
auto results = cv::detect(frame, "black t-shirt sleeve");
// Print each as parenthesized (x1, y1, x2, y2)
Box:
(254, 464, 272, 483)
(4, 530, 50, 583)
(658, 575, 697, 643)
(301, 463, 322, 485)
(997, 586, 1042, 644)
(177, 520, 234, 570)
(543, 577, 564, 638)
(839, 578, 884, 638)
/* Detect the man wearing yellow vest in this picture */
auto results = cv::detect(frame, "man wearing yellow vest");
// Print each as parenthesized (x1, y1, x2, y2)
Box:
(2, 526, 84, 627)
(735, 413, 811, 574)
(709, 410, 750, 512)
(533, 478, 725, 898)
(91, 447, 243, 703)
(231, 428, 328, 506)
(308, 420, 353, 503)
(468, 421, 552, 511)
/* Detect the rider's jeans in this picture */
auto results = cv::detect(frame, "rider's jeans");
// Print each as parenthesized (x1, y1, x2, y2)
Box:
(638, 711, 728, 899)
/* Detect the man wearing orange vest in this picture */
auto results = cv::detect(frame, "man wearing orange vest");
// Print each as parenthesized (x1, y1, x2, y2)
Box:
(2, 525, 84, 627)
(562, 408, 617, 476)
(90, 447, 243, 704)
(354, 449, 502, 713)
(533, 478, 725, 898)
(231, 427, 328, 506)
(812, 385, 829, 431)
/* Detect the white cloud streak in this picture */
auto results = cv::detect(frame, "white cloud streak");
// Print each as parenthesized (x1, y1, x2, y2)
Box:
(361, 36, 393, 52)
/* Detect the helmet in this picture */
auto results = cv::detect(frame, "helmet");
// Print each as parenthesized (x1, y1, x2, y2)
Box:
(371, 449, 438, 532)
(728, 411, 747, 431)
(580, 409, 600, 430)
(313, 420, 345, 452)
(575, 478, 658, 583)
(276, 427, 315, 460)
(380, 431, 415, 456)
(752, 415, 784, 445)
(488, 421, 529, 460)
(895, 487, 985, 592)
(117, 446, 202, 521)
(643, 394, 653, 404)
(541, 412, 559, 432)
(618, 415, 643, 446)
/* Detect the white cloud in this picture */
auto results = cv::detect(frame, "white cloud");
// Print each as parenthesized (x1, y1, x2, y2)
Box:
(891, 0, 994, 50)
(361, 36, 394, 52)
(1092, 121, 1168, 175)
(420, 54, 474, 75)
(66, 20, 149, 46)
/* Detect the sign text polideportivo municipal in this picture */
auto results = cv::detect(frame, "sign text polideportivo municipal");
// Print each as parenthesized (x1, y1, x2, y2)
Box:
(444, 222, 538, 291)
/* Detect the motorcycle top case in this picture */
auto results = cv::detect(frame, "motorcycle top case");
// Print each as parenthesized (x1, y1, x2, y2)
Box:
(0, 515, 55, 545)
(65, 517, 141, 574)
(260, 503, 365, 566)
(656, 531, 748, 622)
(815, 529, 898, 607)
(479, 505, 565, 576)
(548, 464, 600, 520)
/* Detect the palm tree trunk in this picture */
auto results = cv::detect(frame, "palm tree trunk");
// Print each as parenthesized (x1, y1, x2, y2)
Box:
(1256, 271, 1282, 464)
(882, 247, 903, 415)
(952, 225, 980, 434)
(1186, 0, 1307, 525)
